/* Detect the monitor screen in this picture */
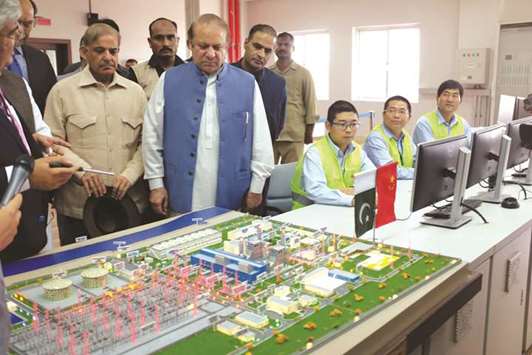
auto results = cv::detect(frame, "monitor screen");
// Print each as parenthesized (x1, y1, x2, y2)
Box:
(506, 116, 532, 169)
(466, 124, 506, 188)
(498, 95, 516, 124)
(514, 97, 530, 120)
(411, 135, 468, 212)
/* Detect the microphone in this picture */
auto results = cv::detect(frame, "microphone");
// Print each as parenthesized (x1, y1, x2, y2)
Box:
(0, 155, 34, 207)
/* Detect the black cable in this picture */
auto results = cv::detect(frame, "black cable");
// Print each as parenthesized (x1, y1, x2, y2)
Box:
(517, 188, 532, 200)
(479, 179, 490, 189)
(503, 180, 530, 200)
(514, 165, 528, 174)
(461, 201, 488, 224)
(516, 183, 529, 200)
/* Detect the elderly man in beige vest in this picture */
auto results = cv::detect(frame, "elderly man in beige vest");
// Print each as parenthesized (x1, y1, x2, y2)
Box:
(45, 23, 148, 245)
(129, 17, 185, 100)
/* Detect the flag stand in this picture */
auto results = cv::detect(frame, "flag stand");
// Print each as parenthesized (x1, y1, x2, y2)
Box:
(372, 175, 378, 245)
(372, 206, 377, 244)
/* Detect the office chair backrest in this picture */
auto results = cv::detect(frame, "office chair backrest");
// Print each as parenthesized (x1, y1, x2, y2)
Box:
(265, 162, 297, 215)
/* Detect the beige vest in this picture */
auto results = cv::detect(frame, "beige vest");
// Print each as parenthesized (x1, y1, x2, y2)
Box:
(131, 61, 160, 100)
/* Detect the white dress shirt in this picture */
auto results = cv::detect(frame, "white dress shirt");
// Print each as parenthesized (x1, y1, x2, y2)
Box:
(143, 67, 274, 211)
(6, 78, 51, 136)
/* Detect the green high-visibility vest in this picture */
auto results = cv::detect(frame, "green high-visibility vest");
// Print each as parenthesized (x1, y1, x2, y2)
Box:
(425, 111, 465, 140)
(290, 136, 362, 210)
(374, 124, 414, 168)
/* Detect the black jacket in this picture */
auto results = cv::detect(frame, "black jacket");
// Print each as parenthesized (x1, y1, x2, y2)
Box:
(0, 71, 48, 262)
(22, 44, 57, 114)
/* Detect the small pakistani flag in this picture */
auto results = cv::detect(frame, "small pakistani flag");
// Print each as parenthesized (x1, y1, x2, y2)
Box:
(354, 187, 376, 237)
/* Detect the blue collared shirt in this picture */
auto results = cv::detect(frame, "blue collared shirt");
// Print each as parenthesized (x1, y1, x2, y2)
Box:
(9, 47, 29, 81)
(364, 125, 417, 180)
(413, 110, 472, 145)
(302, 134, 375, 206)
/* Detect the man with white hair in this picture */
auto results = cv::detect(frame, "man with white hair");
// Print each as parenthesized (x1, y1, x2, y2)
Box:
(0, 0, 75, 350)
(0, 0, 75, 263)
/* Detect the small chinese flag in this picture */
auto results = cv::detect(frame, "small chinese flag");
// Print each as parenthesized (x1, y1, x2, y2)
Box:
(375, 162, 397, 227)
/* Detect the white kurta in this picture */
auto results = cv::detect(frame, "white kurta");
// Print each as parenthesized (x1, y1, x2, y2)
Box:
(143, 67, 274, 211)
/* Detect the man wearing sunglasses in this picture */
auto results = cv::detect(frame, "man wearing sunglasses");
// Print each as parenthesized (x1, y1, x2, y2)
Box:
(291, 100, 375, 209)
(130, 17, 185, 100)
(364, 95, 417, 179)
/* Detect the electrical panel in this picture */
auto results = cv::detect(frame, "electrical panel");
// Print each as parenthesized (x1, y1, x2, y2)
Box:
(459, 48, 490, 86)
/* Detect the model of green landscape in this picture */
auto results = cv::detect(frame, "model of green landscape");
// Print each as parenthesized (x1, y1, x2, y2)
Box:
(6, 214, 458, 355)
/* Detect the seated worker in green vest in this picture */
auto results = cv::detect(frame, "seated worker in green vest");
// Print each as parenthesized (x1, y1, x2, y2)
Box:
(363, 95, 417, 179)
(291, 100, 375, 209)
(413, 79, 472, 145)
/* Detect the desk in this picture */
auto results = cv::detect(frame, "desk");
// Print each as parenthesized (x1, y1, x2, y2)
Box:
(5, 178, 529, 354)
(274, 179, 532, 355)
(4, 209, 475, 355)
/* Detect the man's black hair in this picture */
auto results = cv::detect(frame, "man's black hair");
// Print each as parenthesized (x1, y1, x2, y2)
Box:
(437, 79, 464, 98)
(29, 0, 37, 16)
(277, 32, 294, 41)
(248, 24, 276, 39)
(327, 100, 358, 123)
(149, 17, 177, 37)
(384, 95, 412, 115)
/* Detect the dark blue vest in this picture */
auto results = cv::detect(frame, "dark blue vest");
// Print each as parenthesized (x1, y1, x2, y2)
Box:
(163, 63, 255, 212)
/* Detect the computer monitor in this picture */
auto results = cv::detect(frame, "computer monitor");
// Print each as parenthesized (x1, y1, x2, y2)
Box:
(505, 116, 532, 185)
(466, 124, 511, 203)
(411, 135, 472, 229)
(498, 95, 517, 124)
(513, 97, 530, 120)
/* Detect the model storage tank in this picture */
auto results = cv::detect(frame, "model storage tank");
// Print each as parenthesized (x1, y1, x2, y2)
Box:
(81, 267, 109, 288)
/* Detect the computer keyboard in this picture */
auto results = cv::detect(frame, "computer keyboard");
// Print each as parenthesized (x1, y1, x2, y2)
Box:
(424, 199, 482, 219)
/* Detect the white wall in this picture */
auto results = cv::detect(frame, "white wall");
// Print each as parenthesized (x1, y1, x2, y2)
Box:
(500, 0, 532, 24)
(244, 0, 532, 132)
(199, 0, 223, 16)
(245, 0, 461, 133)
(31, 0, 187, 64)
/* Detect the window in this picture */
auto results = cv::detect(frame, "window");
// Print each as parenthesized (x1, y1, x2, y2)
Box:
(352, 26, 420, 102)
(292, 31, 330, 100)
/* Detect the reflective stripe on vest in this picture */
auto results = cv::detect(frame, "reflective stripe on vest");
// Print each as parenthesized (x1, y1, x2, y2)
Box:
(426, 111, 465, 140)
(374, 124, 414, 168)
(290, 136, 362, 210)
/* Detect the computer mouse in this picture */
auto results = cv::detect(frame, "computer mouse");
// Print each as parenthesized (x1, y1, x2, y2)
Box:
(501, 197, 520, 209)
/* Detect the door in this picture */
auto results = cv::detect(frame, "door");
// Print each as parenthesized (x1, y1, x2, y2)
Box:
(26, 38, 72, 76)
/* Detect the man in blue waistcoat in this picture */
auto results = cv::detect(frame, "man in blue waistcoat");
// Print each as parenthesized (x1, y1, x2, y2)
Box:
(143, 13, 274, 215)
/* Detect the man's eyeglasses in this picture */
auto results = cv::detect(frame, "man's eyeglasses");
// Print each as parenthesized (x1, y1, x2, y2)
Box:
(384, 108, 409, 116)
(332, 121, 360, 130)
(18, 19, 35, 30)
